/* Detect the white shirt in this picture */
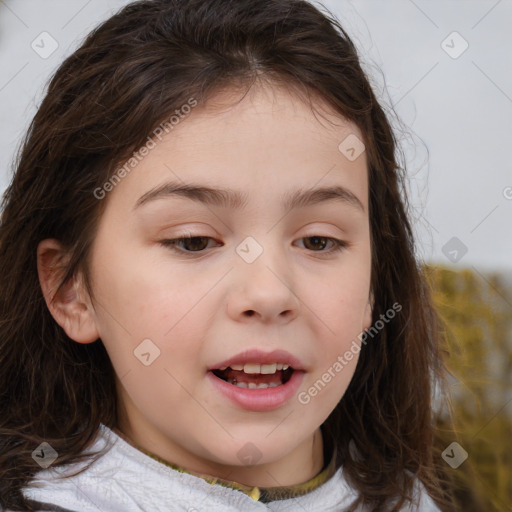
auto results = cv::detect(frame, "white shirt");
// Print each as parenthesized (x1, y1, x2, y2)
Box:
(20, 424, 441, 512)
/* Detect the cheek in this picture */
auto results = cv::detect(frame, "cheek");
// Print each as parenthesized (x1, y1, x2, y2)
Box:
(298, 348, 359, 415)
(90, 250, 214, 383)
(300, 262, 369, 406)
(90, 241, 194, 336)
(309, 268, 371, 342)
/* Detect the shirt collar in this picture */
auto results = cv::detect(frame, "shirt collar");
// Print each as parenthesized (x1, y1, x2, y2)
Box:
(112, 427, 337, 503)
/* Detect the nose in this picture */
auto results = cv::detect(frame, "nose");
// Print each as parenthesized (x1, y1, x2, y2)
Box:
(226, 241, 300, 325)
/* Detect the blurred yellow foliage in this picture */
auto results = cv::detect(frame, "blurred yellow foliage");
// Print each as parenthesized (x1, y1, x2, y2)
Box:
(424, 264, 512, 511)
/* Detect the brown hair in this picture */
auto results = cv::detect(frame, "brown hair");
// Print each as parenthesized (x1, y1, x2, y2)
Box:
(0, 0, 455, 510)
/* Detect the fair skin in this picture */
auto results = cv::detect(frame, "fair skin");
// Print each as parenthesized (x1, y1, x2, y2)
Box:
(37, 83, 373, 488)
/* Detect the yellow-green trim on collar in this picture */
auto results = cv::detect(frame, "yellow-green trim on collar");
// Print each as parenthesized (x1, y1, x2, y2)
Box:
(114, 428, 337, 503)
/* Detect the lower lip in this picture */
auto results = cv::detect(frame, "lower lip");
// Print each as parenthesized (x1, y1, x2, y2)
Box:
(207, 370, 305, 412)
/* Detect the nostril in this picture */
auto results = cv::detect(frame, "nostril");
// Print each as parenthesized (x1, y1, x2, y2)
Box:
(245, 310, 255, 317)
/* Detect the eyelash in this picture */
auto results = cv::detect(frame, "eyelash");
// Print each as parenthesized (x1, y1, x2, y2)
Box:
(159, 235, 348, 256)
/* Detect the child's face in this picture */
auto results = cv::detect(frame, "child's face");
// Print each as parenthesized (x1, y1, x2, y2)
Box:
(85, 84, 372, 481)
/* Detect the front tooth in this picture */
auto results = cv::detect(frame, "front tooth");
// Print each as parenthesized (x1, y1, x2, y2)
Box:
(244, 363, 261, 374)
(276, 363, 284, 371)
(282, 364, 289, 370)
(219, 366, 228, 371)
(235, 382, 248, 388)
(247, 382, 258, 389)
(260, 363, 277, 374)
(256, 383, 270, 389)
(268, 382, 280, 388)
(231, 364, 244, 371)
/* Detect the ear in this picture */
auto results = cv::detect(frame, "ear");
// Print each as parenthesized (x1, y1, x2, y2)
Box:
(37, 238, 99, 344)
(362, 291, 374, 332)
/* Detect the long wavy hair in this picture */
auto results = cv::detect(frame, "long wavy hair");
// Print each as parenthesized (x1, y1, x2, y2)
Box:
(0, 0, 456, 510)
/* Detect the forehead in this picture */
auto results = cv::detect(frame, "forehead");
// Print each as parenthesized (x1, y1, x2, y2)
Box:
(104, 83, 369, 215)
(172, 83, 365, 153)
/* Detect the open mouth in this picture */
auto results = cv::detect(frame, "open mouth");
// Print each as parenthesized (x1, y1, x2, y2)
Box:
(211, 363, 295, 389)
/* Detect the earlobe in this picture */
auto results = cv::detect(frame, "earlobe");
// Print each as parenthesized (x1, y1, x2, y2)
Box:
(37, 239, 99, 344)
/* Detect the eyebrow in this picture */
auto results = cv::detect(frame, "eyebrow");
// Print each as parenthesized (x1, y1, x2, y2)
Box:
(133, 181, 365, 213)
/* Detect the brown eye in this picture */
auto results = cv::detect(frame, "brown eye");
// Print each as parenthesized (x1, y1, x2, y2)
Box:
(160, 235, 347, 257)
(181, 237, 210, 251)
(299, 236, 347, 253)
(302, 236, 329, 251)
(161, 236, 216, 252)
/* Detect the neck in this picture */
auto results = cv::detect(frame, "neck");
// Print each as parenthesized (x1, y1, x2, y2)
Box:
(114, 421, 325, 488)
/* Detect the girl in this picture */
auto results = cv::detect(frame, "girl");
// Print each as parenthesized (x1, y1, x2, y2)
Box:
(0, 0, 456, 510)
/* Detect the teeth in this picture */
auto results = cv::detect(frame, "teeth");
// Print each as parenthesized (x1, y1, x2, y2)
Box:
(222, 363, 292, 374)
(243, 363, 261, 374)
(248, 382, 279, 389)
(228, 380, 282, 389)
(260, 363, 277, 374)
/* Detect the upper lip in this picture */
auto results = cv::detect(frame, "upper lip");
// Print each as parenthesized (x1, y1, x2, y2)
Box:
(209, 349, 305, 371)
